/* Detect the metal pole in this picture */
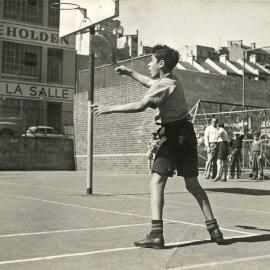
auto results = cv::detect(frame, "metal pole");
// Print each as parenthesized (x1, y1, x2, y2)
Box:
(242, 51, 246, 133)
(86, 27, 95, 195)
(242, 51, 245, 109)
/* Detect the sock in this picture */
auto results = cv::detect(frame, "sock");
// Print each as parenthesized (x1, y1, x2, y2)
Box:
(150, 220, 163, 237)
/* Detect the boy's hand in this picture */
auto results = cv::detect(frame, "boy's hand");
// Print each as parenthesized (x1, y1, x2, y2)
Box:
(115, 65, 132, 76)
(90, 104, 112, 116)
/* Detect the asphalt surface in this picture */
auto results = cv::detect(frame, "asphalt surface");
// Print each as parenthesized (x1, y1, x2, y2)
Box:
(0, 171, 269, 270)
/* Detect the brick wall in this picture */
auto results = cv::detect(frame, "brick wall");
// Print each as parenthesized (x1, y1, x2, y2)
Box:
(74, 56, 270, 173)
(0, 137, 75, 170)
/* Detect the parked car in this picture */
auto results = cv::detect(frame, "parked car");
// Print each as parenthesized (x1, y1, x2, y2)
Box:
(0, 117, 25, 137)
(22, 126, 65, 138)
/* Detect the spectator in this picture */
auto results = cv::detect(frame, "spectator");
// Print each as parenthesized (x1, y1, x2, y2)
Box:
(250, 131, 264, 180)
(229, 131, 244, 179)
(213, 123, 229, 182)
(204, 118, 219, 179)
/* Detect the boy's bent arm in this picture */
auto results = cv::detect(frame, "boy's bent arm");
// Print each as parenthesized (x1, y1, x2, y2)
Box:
(130, 70, 156, 88)
(91, 98, 152, 116)
(115, 66, 155, 88)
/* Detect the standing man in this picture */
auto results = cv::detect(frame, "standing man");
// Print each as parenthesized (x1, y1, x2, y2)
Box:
(204, 118, 219, 179)
(250, 131, 264, 180)
(92, 44, 223, 249)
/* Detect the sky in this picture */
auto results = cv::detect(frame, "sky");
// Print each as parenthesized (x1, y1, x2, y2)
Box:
(118, 0, 270, 50)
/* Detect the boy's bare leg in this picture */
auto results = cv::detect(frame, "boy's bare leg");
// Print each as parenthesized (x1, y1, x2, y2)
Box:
(134, 172, 167, 249)
(184, 176, 214, 220)
(213, 159, 222, 181)
(222, 160, 228, 181)
(150, 173, 168, 220)
(184, 176, 224, 244)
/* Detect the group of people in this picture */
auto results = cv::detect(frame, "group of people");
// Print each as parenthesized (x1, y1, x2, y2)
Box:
(204, 118, 264, 181)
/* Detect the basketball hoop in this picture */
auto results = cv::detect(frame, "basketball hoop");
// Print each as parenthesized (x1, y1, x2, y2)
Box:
(51, 2, 89, 32)
(50, 2, 81, 10)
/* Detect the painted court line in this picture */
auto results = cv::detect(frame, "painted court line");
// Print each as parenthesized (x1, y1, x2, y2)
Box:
(0, 247, 139, 266)
(0, 181, 78, 193)
(1, 181, 269, 214)
(0, 193, 255, 236)
(172, 254, 270, 269)
(0, 234, 265, 266)
(101, 192, 270, 215)
(0, 223, 150, 238)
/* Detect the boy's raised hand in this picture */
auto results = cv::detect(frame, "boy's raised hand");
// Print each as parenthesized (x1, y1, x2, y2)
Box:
(90, 104, 112, 116)
(115, 65, 132, 76)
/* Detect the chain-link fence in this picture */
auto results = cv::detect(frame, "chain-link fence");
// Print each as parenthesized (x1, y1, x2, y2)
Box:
(192, 101, 270, 171)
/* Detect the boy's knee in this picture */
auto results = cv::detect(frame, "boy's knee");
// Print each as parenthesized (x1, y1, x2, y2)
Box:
(151, 173, 167, 186)
(184, 177, 202, 193)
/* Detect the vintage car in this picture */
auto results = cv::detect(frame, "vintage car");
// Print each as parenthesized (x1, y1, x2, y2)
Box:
(22, 126, 65, 138)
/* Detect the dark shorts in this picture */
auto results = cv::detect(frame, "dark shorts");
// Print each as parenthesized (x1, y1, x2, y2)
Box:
(152, 120, 199, 177)
(217, 141, 229, 160)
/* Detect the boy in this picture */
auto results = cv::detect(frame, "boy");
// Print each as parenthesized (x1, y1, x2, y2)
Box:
(229, 131, 244, 179)
(250, 131, 264, 180)
(91, 44, 224, 248)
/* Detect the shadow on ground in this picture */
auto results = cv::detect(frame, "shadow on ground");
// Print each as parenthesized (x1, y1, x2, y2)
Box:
(205, 187, 270, 196)
(164, 234, 270, 269)
(164, 233, 270, 249)
(235, 225, 270, 233)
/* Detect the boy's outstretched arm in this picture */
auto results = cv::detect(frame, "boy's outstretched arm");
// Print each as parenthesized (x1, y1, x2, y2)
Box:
(115, 66, 155, 88)
(91, 98, 152, 116)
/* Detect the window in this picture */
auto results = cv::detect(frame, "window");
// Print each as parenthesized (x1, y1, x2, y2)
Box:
(3, 0, 43, 25)
(2, 41, 41, 80)
(48, 0, 60, 27)
(1, 98, 21, 118)
(47, 48, 63, 83)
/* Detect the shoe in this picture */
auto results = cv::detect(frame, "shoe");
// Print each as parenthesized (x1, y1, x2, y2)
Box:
(134, 234, 164, 249)
(229, 175, 234, 179)
(237, 175, 241, 179)
(205, 219, 224, 245)
(211, 177, 220, 182)
(258, 175, 264, 180)
(252, 175, 257, 180)
(221, 178, 227, 182)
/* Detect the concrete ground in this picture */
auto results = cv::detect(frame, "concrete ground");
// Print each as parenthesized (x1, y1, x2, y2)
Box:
(0, 170, 269, 270)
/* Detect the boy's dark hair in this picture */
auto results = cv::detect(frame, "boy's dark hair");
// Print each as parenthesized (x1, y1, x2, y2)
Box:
(152, 44, 179, 72)
(218, 123, 225, 128)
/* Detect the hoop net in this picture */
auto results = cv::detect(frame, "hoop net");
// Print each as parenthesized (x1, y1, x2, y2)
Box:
(53, 0, 119, 38)
(51, 3, 90, 38)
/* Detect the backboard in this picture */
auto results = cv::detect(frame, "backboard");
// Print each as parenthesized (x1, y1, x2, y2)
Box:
(58, 0, 119, 37)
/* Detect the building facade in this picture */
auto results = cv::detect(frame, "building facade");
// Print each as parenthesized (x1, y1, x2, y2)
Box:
(0, 0, 76, 135)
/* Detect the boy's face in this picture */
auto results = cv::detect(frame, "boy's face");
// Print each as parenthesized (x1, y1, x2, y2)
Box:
(148, 54, 163, 78)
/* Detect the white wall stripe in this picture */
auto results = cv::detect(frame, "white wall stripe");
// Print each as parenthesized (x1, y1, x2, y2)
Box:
(76, 153, 146, 158)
